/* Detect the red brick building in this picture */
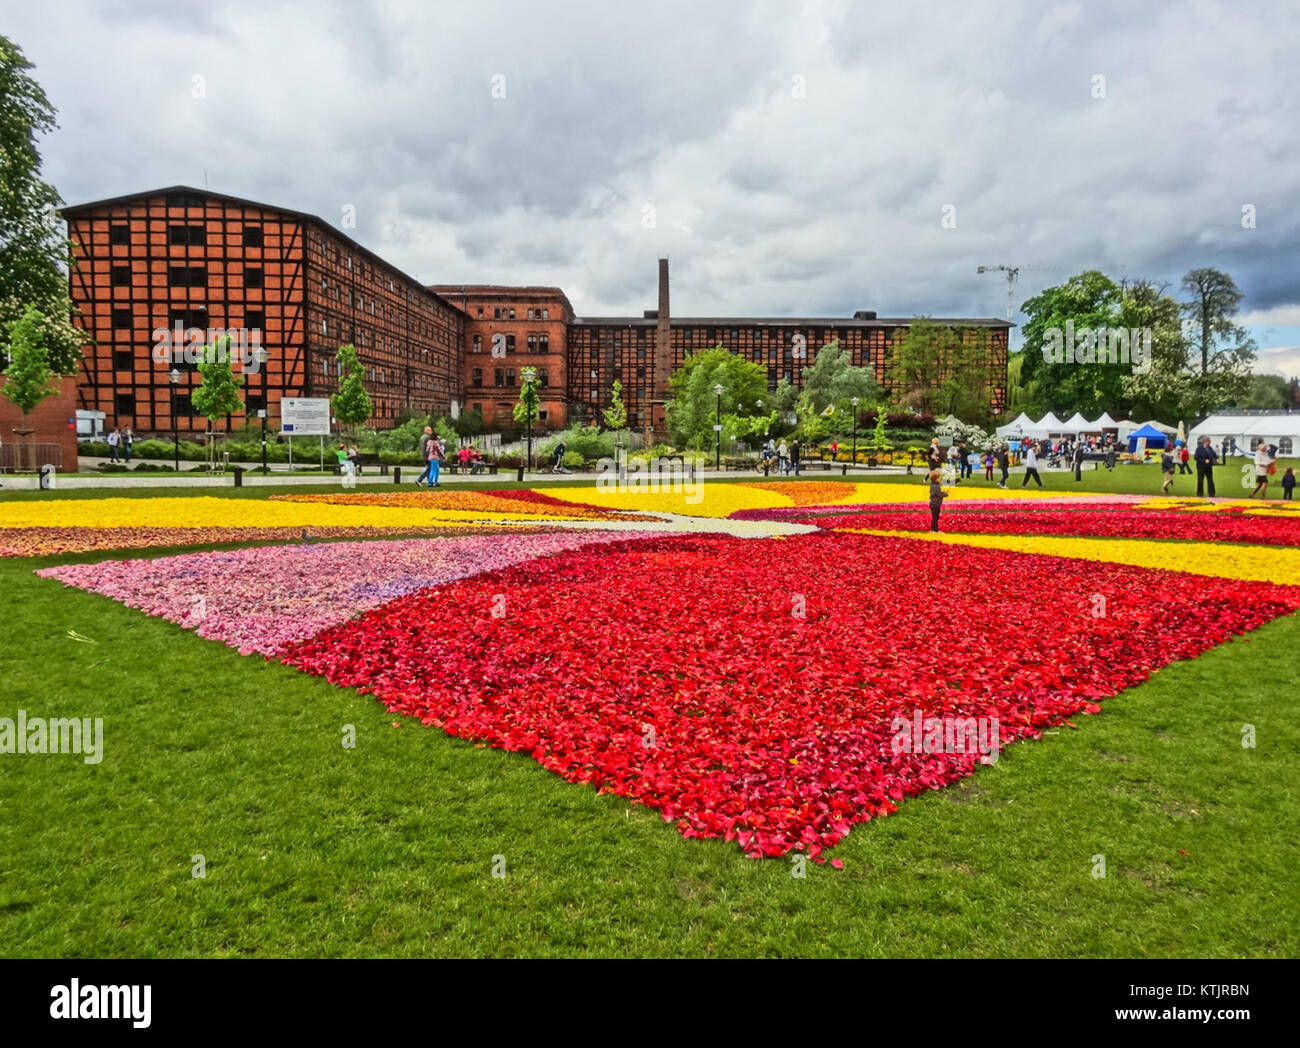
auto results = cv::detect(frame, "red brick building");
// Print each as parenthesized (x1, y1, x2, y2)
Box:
(0, 376, 79, 472)
(63, 187, 463, 436)
(62, 188, 1009, 441)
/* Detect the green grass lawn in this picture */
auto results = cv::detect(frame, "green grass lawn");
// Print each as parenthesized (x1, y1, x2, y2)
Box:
(2, 536, 1298, 958)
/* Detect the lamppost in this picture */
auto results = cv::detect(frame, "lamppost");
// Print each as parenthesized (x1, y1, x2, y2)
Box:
(522, 366, 537, 471)
(712, 383, 724, 471)
(168, 368, 181, 472)
(253, 346, 269, 473)
(851, 396, 860, 472)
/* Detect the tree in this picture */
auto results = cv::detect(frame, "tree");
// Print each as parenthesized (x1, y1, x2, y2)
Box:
(602, 379, 627, 430)
(513, 367, 541, 464)
(890, 318, 998, 423)
(1, 305, 58, 470)
(1228, 374, 1290, 410)
(800, 342, 881, 414)
(453, 406, 484, 438)
(1017, 271, 1125, 417)
(0, 36, 84, 374)
(666, 346, 768, 450)
(1180, 268, 1255, 414)
(330, 343, 372, 439)
(191, 336, 245, 468)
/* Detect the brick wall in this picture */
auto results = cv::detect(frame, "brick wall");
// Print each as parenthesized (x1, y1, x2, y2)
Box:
(0, 376, 80, 472)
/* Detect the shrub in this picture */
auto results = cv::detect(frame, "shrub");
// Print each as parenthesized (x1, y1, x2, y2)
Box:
(562, 450, 584, 469)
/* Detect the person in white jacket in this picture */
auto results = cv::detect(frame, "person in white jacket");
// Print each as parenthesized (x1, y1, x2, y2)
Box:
(1021, 442, 1043, 488)
(1249, 443, 1275, 498)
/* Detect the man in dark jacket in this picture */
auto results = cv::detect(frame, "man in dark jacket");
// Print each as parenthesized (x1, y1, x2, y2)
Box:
(1194, 436, 1218, 497)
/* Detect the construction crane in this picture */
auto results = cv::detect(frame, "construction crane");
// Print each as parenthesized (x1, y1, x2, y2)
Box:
(976, 265, 1021, 323)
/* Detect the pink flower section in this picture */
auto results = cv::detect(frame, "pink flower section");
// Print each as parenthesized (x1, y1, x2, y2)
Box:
(36, 532, 655, 656)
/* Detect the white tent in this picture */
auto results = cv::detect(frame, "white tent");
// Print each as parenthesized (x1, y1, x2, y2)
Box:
(1037, 412, 1065, 432)
(1092, 412, 1119, 430)
(1135, 419, 1177, 435)
(1061, 412, 1091, 434)
(995, 411, 1038, 438)
(1189, 414, 1300, 458)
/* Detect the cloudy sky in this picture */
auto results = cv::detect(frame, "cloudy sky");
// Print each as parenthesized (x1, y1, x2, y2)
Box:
(11, 0, 1300, 375)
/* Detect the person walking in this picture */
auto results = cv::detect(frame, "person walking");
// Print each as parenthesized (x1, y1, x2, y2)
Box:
(777, 440, 789, 475)
(415, 426, 434, 487)
(1249, 442, 1275, 498)
(1194, 436, 1218, 497)
(997, 445, 1010, 488)
(1178, 442, 1191, 474)
(425, 434, 443, 488)
(1160, 445, 1176, 494)
(983, 450, 994, 481)
(791, 440, 801, 476)
(1282, 467, 1296, 500)
(106, 427, 120, 463)
(1021, 441, 1043, 488)
(928, 468, 948, 532)
(123, 428, 134, 463)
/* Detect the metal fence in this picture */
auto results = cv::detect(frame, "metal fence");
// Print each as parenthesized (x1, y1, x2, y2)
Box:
(0, 442, 64, 471)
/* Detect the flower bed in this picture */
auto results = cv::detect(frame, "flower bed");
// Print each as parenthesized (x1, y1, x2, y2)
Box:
(277, 531, 1300, 860)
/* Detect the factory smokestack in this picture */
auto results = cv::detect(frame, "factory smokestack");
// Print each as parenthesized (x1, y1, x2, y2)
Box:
(653, 258, 671, 435)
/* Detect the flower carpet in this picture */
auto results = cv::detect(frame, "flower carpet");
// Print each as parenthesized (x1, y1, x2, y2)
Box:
(26, 478, 1300, 861)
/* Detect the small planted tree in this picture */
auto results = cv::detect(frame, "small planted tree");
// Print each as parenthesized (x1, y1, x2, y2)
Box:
(191, 336, 244, 470)
(331, 343, 373, 440)
(514, 367, 541, 468)
(1, 306, 59, 471)
(602, 379, 627, 431)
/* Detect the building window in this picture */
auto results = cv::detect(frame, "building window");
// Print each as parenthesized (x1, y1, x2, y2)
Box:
(505, 334, 516, 353)
(508, 308, 516, 320)
(115, 392, 135, 414)
(244, 267, 264, 289)
(505, 368, 516, 387)
(322, 319, 328, 336)
(168, 225, 206, 246)
(112, 308, 133, 329)
(538, 369, 549, 387)
(111, 266, 132, 287)
(636, 347, 646, 359)
(472, 368, 483, 387)
(113, 350, 133, 371)
(539, 334, 549, 353)
(243, 226, 263, 247)
(1279, 438, 1294, 455)
(494, 368, 504, 388)
(165, 191, 205, 208)
(245, 309, 265, 330)
(168, 266, 206, 287)
(472, 335, 482, 353)
(541, 308, 549, 319)
(169, 307, 208, 329)
(171, 392, 194, 416)
(526, 334, 537, 353)
(109, 224, 130, 245)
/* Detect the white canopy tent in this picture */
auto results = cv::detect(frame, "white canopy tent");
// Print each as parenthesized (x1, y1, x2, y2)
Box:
(1134, 419, 1178, 435)
(1037, 412, 1065, 432)
(995, 412, 1040, 438)
(1060, 412, 1091, 433)
(1092, 412, 1119, 430)
(1189, 414, 1300, 458)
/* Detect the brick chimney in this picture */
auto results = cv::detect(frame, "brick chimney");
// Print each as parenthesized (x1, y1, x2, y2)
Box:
(652, 258, 671, 435)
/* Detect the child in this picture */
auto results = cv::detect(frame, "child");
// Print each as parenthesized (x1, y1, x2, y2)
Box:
(983, 450, 994, 481)
(928, 468, 948, 532)
(1160, 446, 1175, 494)
(1283, 467, 1296, 500)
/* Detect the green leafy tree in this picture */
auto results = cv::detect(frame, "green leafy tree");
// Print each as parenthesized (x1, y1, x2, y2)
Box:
(602, 379, 628, 430)
(191, 336, 245, 467)
(1118, 280, 1191, 421)
(1017, 271, 1126, 416)
(890, 318, 997, 422)
(330, 343, 372, 438)
(800, 342, 881, 414)
(453, 406, 484, 438)
(513, 366, 541, 463)
(1180, 268, 1256, 414)
(1229, 374, 1291, 410)
(0, 36, 84, 374)
(1, 305, 58, 469)
(666, 346, 768, 450)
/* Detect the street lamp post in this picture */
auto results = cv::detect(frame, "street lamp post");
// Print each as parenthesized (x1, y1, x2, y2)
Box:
(253, 347, 269, 474)
(851, 396, 860, 473)
(522, 367, 537, 472)
(712, 383, 724, 471)
(168, 368, 181, 472)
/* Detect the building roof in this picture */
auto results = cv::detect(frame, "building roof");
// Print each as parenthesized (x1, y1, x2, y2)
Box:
(61, 185, 463, 315)
(572, 316, 1013, 327)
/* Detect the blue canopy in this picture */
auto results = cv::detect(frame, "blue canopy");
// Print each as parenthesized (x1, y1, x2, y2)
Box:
(1127, 423, 1169, 452)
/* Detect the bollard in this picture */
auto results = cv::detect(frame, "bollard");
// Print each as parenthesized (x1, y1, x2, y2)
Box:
(394, 466, 401, 484)
(233, 466, 244, 488)
(841, 464, 847, 476)
(517, 466, 525, 482)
